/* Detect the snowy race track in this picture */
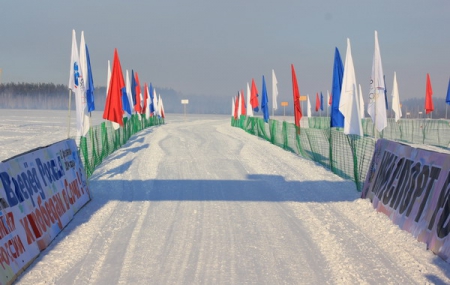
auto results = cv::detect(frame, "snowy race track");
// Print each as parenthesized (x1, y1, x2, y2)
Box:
(13, 114, 450, 284)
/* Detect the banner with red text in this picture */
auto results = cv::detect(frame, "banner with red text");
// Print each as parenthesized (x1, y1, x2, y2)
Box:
(362, 139, 450, 262)
(0, 139, 90, 284)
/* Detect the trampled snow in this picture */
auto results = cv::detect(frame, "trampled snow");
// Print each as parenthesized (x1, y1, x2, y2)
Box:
(2, 110, 450, 284)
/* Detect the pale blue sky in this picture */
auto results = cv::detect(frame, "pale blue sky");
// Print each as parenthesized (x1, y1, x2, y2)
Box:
(1, 1, 449, 104)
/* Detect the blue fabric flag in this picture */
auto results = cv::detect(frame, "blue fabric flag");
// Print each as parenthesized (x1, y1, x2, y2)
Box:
(446, 77, 450, 105)
(149, 83, 155, 113)
(85, 44, 95, 112)
(261, 75, 270, 123)
(122, 87, 132, 115)
(330, 47, 344, 128)
(131, 70, 137, 106)
(320, 92, 324, 111)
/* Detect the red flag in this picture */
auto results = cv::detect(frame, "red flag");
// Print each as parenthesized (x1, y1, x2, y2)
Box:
(315, 92, 320, 112)
(134, 72, 142, 113)
(234, 95, 239, 119)
(250, 78, 259, 112)
(103, 48, 125, 126)
(240, 89, 246, 115)
(425, 73, 434, 114)
(143, 83, 148, 114)
(291, 64, 302, 132)
(329, 93, 332, 105)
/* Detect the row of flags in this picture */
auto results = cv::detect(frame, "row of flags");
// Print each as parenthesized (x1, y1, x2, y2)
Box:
(68, 30, 165, 139)
(234, 30, 450, 137)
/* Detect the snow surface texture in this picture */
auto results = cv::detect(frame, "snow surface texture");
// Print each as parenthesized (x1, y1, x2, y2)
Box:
(2, 110, 450, 284)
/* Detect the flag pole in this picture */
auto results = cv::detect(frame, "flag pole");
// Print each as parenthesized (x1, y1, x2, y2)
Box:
(67, 89, 72, 138)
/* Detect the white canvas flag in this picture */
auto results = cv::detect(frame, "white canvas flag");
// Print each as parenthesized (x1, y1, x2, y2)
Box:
(145, 85, 151, 119)
(272, 69, 278, 110)
(125, 70, 134, 118)
(391, 72, 402, 122)
(237, 92, 242, 117)
(246, 82, 253, 117)
(367, 30, 387, 132)
(307, 94, 312, 118)
(359, 84, 364, 119)
(338, 38, 363, 136)
(153, 88, 158, 117)
(77, 31, 90, 137)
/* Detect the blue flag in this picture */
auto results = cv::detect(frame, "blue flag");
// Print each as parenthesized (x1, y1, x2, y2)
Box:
(85, 44, 95, 112)
(261, 76, 270, 123)
(131, 70, 137, 106)
(446, 77, 450, 105)
(122, 87, 132, 115)
(320, 92, 324, 111)
(149, 83, 155, 114)
(330, 47, 344, 128)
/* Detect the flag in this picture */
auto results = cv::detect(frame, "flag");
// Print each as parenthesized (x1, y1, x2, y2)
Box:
(261, 75, 269, 123)
(425, 73, 434, 114)
(246, 82, 253, 117)
(234, 95, 239, 120)
(85, 44, 95, 112)
(240, 89, 246, 115)
(131, 70, 137, 106)
(121, 74, 132, 116)
(149, 83, 155, 114)
(106, 60, 111, 98)
(250, 78, 259, 112)
(367, 31, 387, 132)
(330, 47, 344, 128)
(338, 38, 362, 136)
(446, 77, 450, 105)
(125, 70, 134, 116)
(315, 93, 320, 112)
(291, 64, 302, 132)
(237, 91, 242, 117)
(153, 88, 158, 117)
(272, 69, 278, 110)
(103, 48, 125, 127)
(359, 84, 364, 119)
(144, 83, 149, 118)
(307, 94, 312, 118)
(231, 98, 235, 117)
(391, 72, 402, 122)
(134, 72, 142, 114)
(384, 75, 389, 110)
(69, 30, 89, 138)
(159, 94, 165, 118)
(320, 92, 324, 111)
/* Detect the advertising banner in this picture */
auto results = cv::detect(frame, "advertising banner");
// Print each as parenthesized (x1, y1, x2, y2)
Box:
(0, 139, 90, 284)
(362, 139, 450, 261)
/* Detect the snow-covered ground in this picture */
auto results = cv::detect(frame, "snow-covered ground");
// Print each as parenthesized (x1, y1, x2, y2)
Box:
(2, 110, 450, 284)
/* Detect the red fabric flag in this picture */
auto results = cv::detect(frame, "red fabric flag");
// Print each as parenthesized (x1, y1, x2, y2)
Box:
(103, 49, 125, 126)
(143, 83, 148, 114)
(250, 78, 259, 112)
(234, 95, 239, 120)
(315, 93, 320, 112)
(134, 72, 142, 114)
(240, 89, 246, 115)
(329, 93, 332, 105)
(425, 73, 434, 114)
(291, 64, 302, 132)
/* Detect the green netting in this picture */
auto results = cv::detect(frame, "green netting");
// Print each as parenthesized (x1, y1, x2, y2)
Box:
(79, 114, 164, 178)
(233, 116, 449, 191)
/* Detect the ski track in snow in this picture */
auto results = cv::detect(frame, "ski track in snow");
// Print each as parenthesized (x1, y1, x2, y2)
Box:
(4, 111, 450, 284)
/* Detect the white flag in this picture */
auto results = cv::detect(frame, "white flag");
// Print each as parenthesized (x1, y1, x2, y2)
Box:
(231, 98, 235, 117)
(237, 92, 242, 117)
(359, 84, 364, 119)
(272, 69, 278, 110)
(246, 82, 253, 117)
(153, 89, 158, 117)
(391, 72, 402, 122)
(125, 70, 134, 118)
(77, 31, 90, 137)
(338, 38, 363, 136)
(367, 30, 387, 132)
(145, 85, 151, 119)
(106, 60, 111, 97)
(307, 94, 311, 118)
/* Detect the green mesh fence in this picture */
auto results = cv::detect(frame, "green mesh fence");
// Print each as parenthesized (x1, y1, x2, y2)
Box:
(233, 116, 449, 191)
(79, 114, 164, 178)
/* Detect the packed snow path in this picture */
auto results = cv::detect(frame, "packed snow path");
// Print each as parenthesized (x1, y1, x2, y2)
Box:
(16, 115, 450, 284)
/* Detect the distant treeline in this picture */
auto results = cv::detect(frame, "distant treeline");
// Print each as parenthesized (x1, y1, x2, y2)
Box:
(1, 82, 447, 117)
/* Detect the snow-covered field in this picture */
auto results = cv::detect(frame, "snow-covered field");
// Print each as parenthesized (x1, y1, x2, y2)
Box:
(1, 110, 450, 284)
